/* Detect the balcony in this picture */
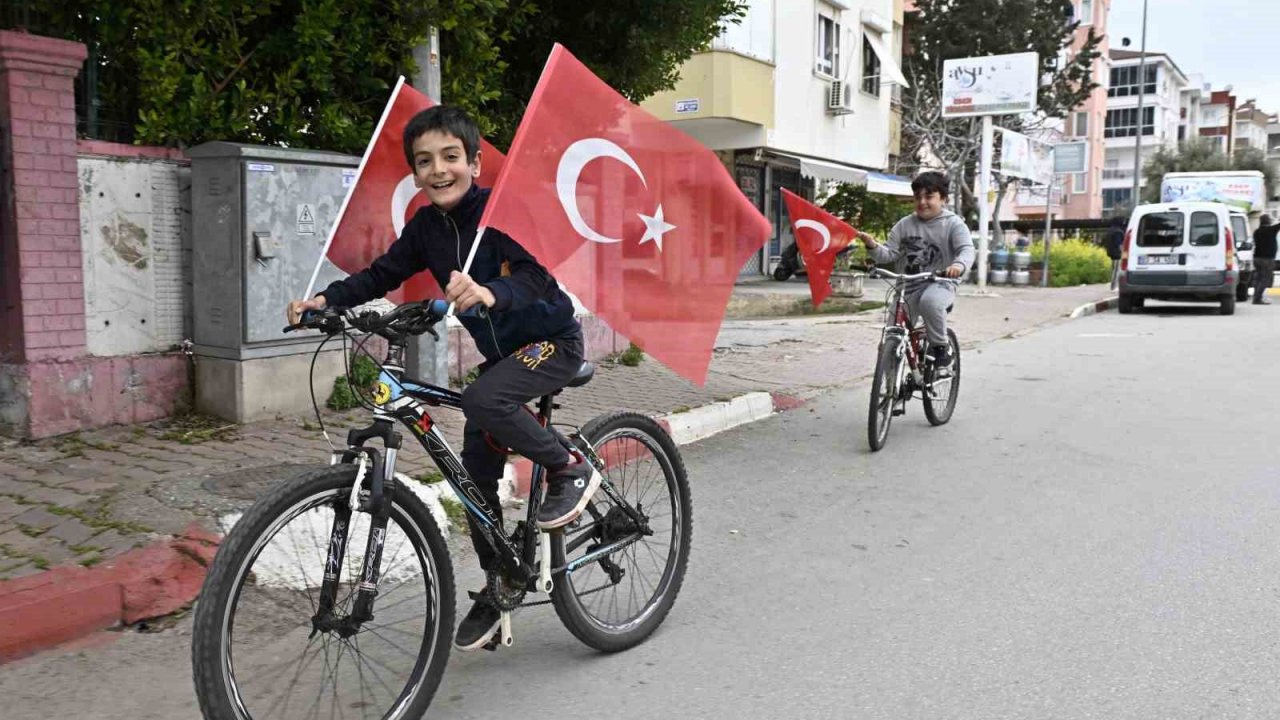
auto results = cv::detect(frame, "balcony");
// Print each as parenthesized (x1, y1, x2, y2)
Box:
(640, 50, 775, 150)
(1102, 168, 1134, 180)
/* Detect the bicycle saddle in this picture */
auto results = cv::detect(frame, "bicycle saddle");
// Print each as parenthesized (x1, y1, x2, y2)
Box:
(566, 361, 595, 388)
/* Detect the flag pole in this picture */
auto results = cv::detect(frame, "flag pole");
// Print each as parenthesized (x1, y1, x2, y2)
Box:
(303, 76, 407, 300)
(446, 225, 487, 317)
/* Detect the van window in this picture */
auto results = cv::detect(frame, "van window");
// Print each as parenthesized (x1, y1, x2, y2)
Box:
(1137, 212, 1183, 247)
(1231, 216, 1249, 245)
(1190, 211, 1219, 246)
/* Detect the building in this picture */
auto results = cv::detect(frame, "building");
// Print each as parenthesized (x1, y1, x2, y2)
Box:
(1011, 0, 1111, 222)
(641, 0, 910, 276)
(1100, 49, 1190, 214)
(1199, 88, 1237, 154)
(1233, 99, 1273, 154)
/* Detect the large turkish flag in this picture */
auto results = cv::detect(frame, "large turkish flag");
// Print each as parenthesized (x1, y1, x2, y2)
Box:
(479, 44, 771, 385)
(309, 78, 506, 302)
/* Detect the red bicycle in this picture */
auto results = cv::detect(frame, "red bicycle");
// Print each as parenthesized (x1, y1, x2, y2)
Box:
(866, 268, 962, 451)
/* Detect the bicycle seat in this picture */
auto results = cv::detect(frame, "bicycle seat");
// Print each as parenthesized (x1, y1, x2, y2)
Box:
(566, 361, 595, 388)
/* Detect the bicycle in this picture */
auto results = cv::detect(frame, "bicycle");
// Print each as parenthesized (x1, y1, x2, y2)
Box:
(191, 299, 692, 719)
(866, 268, 962, 451)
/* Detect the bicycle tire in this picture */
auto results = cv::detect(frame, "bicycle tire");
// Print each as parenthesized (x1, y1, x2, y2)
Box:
(867, 336, 902, 451)
(923, 329, 961, 426)
(191, 464, 455, 720)
(550, 412, 691, 652)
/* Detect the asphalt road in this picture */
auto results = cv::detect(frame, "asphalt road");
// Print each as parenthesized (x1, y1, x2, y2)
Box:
(3, 300, 1279, 719)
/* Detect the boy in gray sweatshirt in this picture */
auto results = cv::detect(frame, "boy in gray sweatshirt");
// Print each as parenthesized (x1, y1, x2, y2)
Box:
(857, 171, 974, 366)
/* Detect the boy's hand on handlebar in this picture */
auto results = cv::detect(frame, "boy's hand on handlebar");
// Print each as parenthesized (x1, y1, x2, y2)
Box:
(942, 263, 965, 279)
(287, 296, 328, 325)
(445, 271, 496, 313)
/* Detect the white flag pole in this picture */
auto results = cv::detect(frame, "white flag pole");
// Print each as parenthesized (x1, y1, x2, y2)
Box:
(302, 75, 407, 300)
(446, 225, 487, 317)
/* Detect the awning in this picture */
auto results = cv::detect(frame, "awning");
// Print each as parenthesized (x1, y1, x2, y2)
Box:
(867, 171, 914, 197)
(863, 30, 909, 88)
(776, 153, 868, 185)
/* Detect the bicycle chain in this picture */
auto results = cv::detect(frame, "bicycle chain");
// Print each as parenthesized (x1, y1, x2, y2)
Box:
(485, 568, 527, 611)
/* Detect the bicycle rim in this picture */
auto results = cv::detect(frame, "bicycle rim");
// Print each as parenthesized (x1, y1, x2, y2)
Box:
(868, 338, 900, 450)
(558, 423, 685, 633)
(216, 487, 442, 719)
(924, 330, 961, 426)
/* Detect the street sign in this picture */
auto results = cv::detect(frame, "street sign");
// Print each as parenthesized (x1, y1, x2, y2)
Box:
(1053, 141, 1088, 174)
(942, 52, 1039, 117)
(999, 127, 1053, 184)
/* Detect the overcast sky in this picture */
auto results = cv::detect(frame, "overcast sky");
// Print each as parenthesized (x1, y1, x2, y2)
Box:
(1107, 0, 1280, 109)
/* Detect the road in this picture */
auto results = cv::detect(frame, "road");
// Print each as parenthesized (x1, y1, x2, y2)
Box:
(3, 301, 1279, 719)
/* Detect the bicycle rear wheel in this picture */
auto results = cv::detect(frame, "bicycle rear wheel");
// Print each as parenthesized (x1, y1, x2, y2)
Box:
(551, 412, 691, 652)
(191, 465, 454, 720)
(867, 336, 903, 451)
(923, 329, 961, 426)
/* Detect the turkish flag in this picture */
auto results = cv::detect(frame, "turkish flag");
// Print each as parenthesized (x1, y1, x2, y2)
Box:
(310, 77, 506, 302)
(780, 189, 858, 308)
(479, 44, 771, 386)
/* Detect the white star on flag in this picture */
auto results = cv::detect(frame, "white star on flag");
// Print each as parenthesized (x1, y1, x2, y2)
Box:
(637, 204, 676, 251)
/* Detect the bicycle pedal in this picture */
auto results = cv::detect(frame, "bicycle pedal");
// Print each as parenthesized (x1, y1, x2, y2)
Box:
(481, 637, 501, 652)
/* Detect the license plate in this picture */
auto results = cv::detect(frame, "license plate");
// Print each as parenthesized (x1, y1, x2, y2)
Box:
(1139, 255, 1177, 266)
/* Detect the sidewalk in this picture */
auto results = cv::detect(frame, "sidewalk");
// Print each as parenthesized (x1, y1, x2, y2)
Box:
(0, 280, 1114, 661)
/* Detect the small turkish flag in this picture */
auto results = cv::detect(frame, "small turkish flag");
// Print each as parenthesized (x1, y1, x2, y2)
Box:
(307, 77, 506, 302)
(780, 189, 858, 308)
(479, 44, 771, 386)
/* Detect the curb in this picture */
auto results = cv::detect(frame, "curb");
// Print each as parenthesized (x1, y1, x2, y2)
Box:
(0, 524, 219, 664)
(1069, 296, 1119, 319)
(505, 390, 806, 499)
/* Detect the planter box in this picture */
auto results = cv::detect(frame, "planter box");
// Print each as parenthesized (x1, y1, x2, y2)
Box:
(829, 271, 865, 298)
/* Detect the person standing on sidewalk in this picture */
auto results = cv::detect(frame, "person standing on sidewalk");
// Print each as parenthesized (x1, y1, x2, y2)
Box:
(856, 171, 974, 366)
(1251, 214, 1278, 305)
(1105, 215, 1125, 291)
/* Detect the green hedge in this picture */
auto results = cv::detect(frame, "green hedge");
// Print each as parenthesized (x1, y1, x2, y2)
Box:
(1030, 239, 1111, 287)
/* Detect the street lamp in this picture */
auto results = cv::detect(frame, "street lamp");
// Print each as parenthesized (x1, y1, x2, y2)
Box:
(1122, 0, 1150, 210)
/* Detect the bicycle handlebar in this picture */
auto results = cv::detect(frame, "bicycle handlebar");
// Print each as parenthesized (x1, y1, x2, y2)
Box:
(868, 267, 962, 284)
(283, 299, 487, 340)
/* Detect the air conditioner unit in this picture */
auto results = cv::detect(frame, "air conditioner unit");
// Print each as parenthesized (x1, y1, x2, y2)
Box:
(827, 79, 855, 115)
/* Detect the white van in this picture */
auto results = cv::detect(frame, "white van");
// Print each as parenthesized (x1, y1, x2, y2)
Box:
(1119, 202, 1241, 315)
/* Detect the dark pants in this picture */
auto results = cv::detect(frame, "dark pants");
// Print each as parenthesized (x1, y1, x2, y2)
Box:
(1254, 258, 1276, 301)
(460, 332, 583, 571)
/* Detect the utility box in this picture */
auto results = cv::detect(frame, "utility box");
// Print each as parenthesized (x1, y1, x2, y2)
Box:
(189, 142, 357, 422)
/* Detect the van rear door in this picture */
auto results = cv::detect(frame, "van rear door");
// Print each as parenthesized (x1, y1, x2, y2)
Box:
(1131, 209, 1185, 275)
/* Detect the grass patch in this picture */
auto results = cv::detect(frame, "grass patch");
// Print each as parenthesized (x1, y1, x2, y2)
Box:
(157, 412, 237, 445)
(618, 343, 644, 366)
(439, 496, 467, 528)
(46, 501, 154, 535)
(16, 524, 47, 538)
(671, 405, 692, 414)
(328, 353, 381, 410)
(79, 554, 103, 567)
(417, 470, 445, 485)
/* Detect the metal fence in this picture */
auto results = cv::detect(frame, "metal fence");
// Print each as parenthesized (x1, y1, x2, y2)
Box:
(2, 1, 135, 143)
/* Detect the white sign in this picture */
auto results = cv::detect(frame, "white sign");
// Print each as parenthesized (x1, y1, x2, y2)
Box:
(1160, 172, 1266, 212)
(297, 203, 316, 235)
(999, 127, 1052, 184)
(675, 98, 700, 114)
(1053, 141, 1088, 174)
(247, 162, 275, 172)
(342, 169, 358, 188)
(942, 52, 1039, 117)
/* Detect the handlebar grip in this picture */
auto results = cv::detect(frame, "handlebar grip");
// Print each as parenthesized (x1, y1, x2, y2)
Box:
(430, 299, 488, 320)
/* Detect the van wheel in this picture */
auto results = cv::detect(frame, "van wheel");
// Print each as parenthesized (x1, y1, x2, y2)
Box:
(1220, 293, 1236, 316)
(1236, 283, 1250, 302)
(772, 265, 792, 281)
(1118, 294, 1135, 314)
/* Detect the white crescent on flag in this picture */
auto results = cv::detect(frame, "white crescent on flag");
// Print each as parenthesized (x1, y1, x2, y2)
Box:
(795, 219, 833, 253)
(555, 138, 676, 250)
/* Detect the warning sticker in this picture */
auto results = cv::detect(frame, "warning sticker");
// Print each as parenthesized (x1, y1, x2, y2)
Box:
(297, 203, 316, 235)
(247, 162, 275, 172)
(342, 169, 358, 188)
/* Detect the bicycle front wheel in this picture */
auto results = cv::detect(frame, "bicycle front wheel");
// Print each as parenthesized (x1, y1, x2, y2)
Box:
(191, 465, 454, 720)
(867, 336, 903, 451)
(551, 412, 691, 652)
(923, 329, 961, 426)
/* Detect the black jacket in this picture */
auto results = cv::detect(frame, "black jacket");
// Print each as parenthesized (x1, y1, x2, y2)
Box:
(319, 184, 580, 362)
(1253, 224, 1279, 261)
(1105, 225, 1125, 260)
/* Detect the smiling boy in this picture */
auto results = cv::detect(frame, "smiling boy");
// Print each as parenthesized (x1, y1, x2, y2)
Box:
(285, 105, 600, 651)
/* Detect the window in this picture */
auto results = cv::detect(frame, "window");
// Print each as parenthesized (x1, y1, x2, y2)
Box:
(1074, 111, 1089, 137)
(1073, 172, 1087, 194)
(1103, 188, 1133, 212)
(1189, 211, 1219, 246)
(1108, 64, 1157, 97)
(861, 34, 881, 96)
(1178, 125, 1186, 141)
(1079, 0, 1094, 24)
(1137, 211, 1183, 247)
(1231, 216, 1249, 247)
(816, 13, 840, 77)
(1104, 107, 1156, 138)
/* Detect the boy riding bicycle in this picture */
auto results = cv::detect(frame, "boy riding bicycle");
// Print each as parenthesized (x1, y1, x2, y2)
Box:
(857, 171, 974, 367)
(285, 105, 601, 651)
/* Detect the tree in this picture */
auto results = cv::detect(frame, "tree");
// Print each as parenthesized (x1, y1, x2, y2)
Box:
(820, 184, 914, 238)
(900, 0, 1102, 222)
(1139, 138, 1277, 203)
(43, 0, 744, 152)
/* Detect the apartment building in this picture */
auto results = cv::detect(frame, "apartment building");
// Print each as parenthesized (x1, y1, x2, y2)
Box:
(1100, 49, 1189, 214)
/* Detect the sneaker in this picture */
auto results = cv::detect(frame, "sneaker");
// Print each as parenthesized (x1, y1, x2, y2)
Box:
(454, 592, 501, 651)
(537, 454, 602, 530)
(928, 343, 953, 367)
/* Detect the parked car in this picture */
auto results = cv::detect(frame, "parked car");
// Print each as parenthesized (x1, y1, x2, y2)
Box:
(1119, 202, 1241, 315)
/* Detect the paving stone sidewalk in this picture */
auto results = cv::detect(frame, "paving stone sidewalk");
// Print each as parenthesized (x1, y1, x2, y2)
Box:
(0, 282, 1112, 583)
